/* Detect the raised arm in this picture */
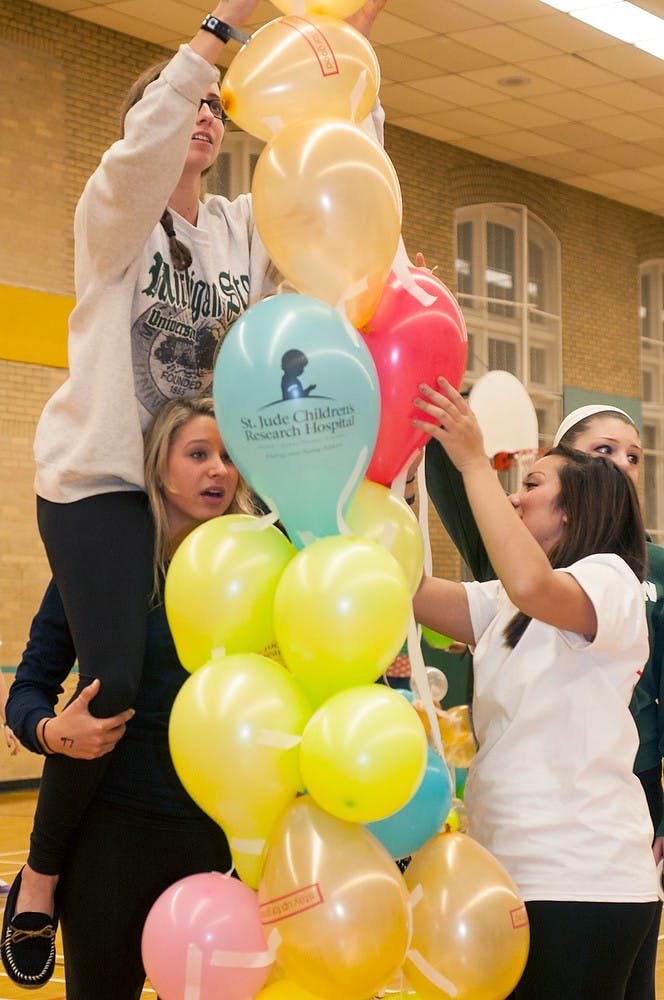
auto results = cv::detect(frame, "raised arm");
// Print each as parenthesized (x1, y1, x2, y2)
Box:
(414, 378, 597, 638)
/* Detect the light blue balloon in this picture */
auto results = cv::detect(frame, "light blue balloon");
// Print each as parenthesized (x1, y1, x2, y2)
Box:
(366, 746, 453, 860)
(214, 294, 379, 548)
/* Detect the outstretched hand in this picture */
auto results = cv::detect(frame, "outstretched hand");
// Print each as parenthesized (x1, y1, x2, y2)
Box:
(44, 678, 134, 759)
(346, 0, 387, 37)
(413, 377, 487, 475)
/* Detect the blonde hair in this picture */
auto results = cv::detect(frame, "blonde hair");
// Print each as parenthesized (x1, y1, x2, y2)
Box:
(143, 396, 259, 594)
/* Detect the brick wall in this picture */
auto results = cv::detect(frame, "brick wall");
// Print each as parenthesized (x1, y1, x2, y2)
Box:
(1, 0, 663, 663)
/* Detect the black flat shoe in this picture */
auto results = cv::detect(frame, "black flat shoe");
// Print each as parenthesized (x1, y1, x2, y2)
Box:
(1, 867, 57, 989)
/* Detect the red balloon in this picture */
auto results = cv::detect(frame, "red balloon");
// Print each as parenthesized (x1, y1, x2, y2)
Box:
(362, 267, 468, 486)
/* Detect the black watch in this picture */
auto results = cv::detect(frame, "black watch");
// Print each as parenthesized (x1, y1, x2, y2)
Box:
(200, 13, 250, 45)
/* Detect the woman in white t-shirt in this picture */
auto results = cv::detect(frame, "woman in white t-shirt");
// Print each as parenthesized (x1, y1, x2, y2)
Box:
(413, 377, 658, 1000)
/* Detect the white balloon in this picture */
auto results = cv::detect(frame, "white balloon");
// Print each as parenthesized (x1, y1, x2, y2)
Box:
(468, 370, 539, 458)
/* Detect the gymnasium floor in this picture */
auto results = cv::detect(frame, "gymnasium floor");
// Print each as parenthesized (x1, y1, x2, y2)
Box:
(2, 788, 664, 999)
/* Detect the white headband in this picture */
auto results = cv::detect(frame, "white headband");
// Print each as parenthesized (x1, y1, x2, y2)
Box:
(553, 404, 634, 447)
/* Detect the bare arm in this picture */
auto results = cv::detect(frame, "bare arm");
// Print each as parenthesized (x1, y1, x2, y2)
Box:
(413, 576, 475, 646)
(414, 378, 597, 637)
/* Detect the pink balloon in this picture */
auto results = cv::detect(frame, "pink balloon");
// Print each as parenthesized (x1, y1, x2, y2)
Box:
(362, 267, 468, 486)
(142, 872, 273, 1000)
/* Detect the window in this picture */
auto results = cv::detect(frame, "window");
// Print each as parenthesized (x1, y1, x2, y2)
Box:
(455, 204, 562, 489)
(640, 260, 664, 543)
(205, 130, 264, 199)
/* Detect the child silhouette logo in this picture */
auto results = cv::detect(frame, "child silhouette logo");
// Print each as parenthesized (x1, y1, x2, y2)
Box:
(281, 349, 317, 400)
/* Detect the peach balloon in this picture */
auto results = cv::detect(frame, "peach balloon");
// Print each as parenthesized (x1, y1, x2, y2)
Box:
(259, 796, 411, 1000)
(271, 0, 366, 16)
(251, 118, 402, 328)
(221, 15, 380, 141)
(403, 832, 530, 1000)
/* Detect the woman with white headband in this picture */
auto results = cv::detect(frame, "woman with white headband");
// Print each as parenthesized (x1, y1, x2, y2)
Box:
(425, 400, 664, 1000)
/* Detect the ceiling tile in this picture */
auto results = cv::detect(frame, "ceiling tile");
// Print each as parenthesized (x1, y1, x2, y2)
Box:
(582, 80, 664, 111)
(476, 98, 566, 128)
(590, 142, 664, 167)
(528, 89, 618, 120)
(593, 168, 663, 191)
(461, 65, 565, 97)
(513, 12, 615, 51)
(380, 83, 455, 115)
(533, 120, 620, 148)
(478, 130, 571, 155)
(386, 0, 492, 34)
(520, 53, 620, 88)
(536, 148, 629, 173)
(392, 36, 502, 72)
(421, 107, 513, 135)
(409, 73, 507, 105)
(370, 47, 441, 82)
(572, 43, 664, 80)
(448, 23, 563, 61)
(362, 13, 432, 45)
(589, 113, 664, 141)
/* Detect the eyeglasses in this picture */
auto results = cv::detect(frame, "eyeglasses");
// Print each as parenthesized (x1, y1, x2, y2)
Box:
(198, 97, 228, 123)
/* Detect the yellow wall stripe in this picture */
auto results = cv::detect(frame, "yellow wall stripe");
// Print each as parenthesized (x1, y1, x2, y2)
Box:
(0, 285, 72, 369)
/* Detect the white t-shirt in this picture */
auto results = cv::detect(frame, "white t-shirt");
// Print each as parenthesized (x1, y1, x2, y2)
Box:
(463, 552, 658, 903)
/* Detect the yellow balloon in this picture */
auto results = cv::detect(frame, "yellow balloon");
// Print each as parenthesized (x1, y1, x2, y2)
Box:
(168, 653, 312, 887)
(403, 833, 530, 1000)
(222, 15, 380, 142)
(256, 981, 328, 1000)
(345, 479, 424, 594)
(271, 0, 365, 15)
(165, 515, 296, 672)
(273, 535, 411, 706)
(300, 685, 427, 822)
(258, 796, 411, 1000)
(252, 118, 402, 328)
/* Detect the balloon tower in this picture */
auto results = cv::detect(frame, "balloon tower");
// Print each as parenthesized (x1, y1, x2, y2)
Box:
(142, 5, 529, 1000)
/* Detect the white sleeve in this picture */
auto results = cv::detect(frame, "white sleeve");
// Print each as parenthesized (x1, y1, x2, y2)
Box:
(462, 579, 504, 644)
(77, 44, 218, 279)
(562, 554, 647, 656)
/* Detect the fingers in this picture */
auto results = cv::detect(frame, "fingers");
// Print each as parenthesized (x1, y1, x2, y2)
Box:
(76, 677, 101, 706)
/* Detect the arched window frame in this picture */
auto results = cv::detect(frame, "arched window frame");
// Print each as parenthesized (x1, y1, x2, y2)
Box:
(204, 129, 264, 199)
(640, 259, 664, 543)
(455, 203, 563, 484)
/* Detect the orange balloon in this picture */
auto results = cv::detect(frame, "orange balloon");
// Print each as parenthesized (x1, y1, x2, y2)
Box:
(222, 15, 380, 141)
(345, 479, 424, 595)
(251, 118, 402, 328)
(403, 833, 529, 1000)
(165, 515, 296, 672)
(258, 796, 411, 1000)
(271, 0, 365, 15)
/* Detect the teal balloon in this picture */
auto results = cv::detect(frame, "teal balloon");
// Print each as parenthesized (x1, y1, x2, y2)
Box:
(213, 294, 379, 548)
(366, 746, 452, 860)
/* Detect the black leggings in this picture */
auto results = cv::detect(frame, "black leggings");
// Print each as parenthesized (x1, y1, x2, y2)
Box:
(59, 798, 232, 1000)
(29, 492, 154, 874)
(508, 899, 658, 1000)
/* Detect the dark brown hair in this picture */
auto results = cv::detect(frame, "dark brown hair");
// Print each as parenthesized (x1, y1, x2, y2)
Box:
(503, 444, 647, 647)
(121, 60, 192, 271)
